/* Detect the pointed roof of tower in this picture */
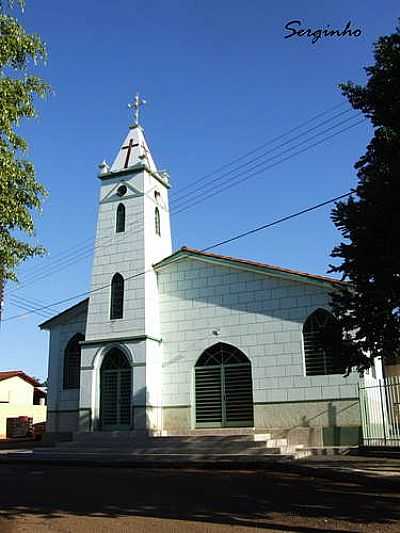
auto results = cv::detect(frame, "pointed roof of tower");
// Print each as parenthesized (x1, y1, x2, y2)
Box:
(110, 124, 158, 174)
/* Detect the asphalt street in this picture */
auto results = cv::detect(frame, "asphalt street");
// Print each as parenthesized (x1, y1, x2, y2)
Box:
(0, 462, 399, 532)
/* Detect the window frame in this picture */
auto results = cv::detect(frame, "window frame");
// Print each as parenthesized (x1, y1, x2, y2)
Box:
(302, 308, 344, 376)
(116, 203, 126, 233)
(110, 273, 124, 320)
(155, 206, 161, 236)
(63, 333, 85, 390)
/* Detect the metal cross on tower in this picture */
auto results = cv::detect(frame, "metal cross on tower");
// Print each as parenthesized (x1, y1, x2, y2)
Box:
(128, 93, 147, 127)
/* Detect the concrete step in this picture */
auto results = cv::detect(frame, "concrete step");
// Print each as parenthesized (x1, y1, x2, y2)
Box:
(163, 428, 257, 437)
(54, 446, 282, 455)
(59, 433, 283, 456)
(0, 449, 294, 466)
(72, 431, 266, 441)
(59, 437, 274, 454)
(68, 435, 269, 444)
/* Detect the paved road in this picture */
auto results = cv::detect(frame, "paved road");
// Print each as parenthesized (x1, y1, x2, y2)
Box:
(0, 463, 399, 532)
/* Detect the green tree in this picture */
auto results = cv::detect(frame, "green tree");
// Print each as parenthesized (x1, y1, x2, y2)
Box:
(0, 0, 50, 282)
(329, 22, 400, 373)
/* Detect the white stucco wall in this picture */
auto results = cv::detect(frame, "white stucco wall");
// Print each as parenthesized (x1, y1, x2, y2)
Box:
(85, 167, 171, 343)
(46, 306, 87, 432)
(158, 257, 359, 412)
(0, 376, 33, 405)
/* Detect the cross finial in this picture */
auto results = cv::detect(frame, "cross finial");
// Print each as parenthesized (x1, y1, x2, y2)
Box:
(128, 92, 147, 127)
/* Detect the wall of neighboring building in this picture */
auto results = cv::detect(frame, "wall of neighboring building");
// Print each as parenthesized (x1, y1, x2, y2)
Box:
(0, 405, 47, 439)
(46, 308, 87, 435)
(0, 377, 46, 438)
(158, 258, 360, 445)
(0, 376, 33, 405)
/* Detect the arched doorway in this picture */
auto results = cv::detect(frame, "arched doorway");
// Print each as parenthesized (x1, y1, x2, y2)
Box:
(100, 348, 132, 430)
(194, 343, 254, 428)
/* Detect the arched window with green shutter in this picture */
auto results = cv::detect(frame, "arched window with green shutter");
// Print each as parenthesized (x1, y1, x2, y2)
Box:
(303, 308, 344, 375)
(63, 333, 84, 389)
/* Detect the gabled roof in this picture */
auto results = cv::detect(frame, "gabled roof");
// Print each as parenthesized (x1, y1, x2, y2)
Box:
(39, 298, 89, 330)
(0, 371, 41, 387)
(154, 246, 345, 288)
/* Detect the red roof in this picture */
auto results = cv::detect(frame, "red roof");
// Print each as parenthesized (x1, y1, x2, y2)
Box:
(0, 371, 42, 387)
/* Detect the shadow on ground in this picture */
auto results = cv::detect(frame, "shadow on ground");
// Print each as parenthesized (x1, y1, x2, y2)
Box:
(0, 464, 399, 532)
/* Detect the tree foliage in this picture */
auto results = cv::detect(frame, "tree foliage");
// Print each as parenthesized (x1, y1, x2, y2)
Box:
(0, 0, 50, 281)
(329, 22, 400, 372)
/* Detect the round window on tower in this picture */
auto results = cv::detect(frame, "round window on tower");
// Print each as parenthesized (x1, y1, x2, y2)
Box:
(117, 184, 127, 197)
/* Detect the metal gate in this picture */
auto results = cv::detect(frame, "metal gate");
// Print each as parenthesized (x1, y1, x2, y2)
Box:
(194, 343, 254, 428)
(359, 376, 400, 447)
(100, 348, 132, 430)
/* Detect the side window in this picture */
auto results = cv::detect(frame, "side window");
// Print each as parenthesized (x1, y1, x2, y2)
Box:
(155, 207, 161, 236)
(116, 203, 126, 233)
(303, 309, 344, 376)
(110, 273, 124, 320)
(63, 333, 84, 389)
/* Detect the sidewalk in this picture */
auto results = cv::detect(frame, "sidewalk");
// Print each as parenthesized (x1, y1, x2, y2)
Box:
(1, 445, 400, 485)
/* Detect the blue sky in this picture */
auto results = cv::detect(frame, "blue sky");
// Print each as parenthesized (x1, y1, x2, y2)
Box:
(1, 0, 398, 380)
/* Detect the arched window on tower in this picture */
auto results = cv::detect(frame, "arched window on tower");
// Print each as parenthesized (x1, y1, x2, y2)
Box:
(63, 333, 85, 389)
(116, 203, 125, 233)
(303, 308, 344, 376)
(155, 207, 161, 236)
(110, 273, 124, 320)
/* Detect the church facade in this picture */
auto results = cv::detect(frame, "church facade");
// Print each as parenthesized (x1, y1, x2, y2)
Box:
(40, 113, 361, 447)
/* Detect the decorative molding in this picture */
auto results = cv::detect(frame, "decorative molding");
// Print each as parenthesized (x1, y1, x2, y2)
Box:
(81, 334, 162, 346)
(99, 163, 170, 189)
(254, 398, 359, 405)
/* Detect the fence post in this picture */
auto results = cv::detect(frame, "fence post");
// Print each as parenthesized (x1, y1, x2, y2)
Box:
(379, 379, 387, 446)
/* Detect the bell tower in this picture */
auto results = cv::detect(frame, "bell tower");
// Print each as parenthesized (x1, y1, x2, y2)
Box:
(79, 95, 172, 432)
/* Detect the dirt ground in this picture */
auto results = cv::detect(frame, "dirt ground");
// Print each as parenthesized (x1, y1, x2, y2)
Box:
(0, 463, 399, 533)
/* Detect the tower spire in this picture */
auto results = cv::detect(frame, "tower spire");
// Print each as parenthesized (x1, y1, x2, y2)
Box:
(128, 92, 147, 127)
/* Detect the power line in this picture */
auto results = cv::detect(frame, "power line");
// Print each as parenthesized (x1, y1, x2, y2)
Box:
(171, 107, 354, 205)
(1, 189, 354, 323)
(5, 103, 356, 296)
(173, 118, 366, 215)
(4, 115, 364, 313)
(170, 101, 347, 199)
(202, 191, 354, 252)
(8, 219, 136, 294)
(9, 294, 54, 317)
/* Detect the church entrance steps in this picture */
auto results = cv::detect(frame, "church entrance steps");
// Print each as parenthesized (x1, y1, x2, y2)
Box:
(161, 428, 258, 437)
(0, 449, 295, 467)
(60, 434, 277, 454)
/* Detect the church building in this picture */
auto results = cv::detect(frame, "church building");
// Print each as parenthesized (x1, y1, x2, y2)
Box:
(40, 102, 361, 447)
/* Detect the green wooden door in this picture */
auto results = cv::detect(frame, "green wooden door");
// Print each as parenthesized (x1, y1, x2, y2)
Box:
(100, 349, 132, 431)
(194, 343, 254, 428)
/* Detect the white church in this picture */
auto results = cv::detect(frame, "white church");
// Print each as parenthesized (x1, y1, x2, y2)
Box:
(40, 101, 361, 448)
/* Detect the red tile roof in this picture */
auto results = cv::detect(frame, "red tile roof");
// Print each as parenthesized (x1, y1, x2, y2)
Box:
(0, 371, 42, 387)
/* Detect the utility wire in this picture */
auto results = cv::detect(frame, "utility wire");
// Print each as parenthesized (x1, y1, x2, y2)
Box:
(3, 104, 364, 314)
(4, 114, 365, 312)
(9, 294, 54, 317)
(173, 118, 366, 215)
(6, 103, 356, 296)
(171, 108, 353, 205)
(1, 189, 354, 323)
(170, 101, 347, 198)
(202, 191, 354, 251)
